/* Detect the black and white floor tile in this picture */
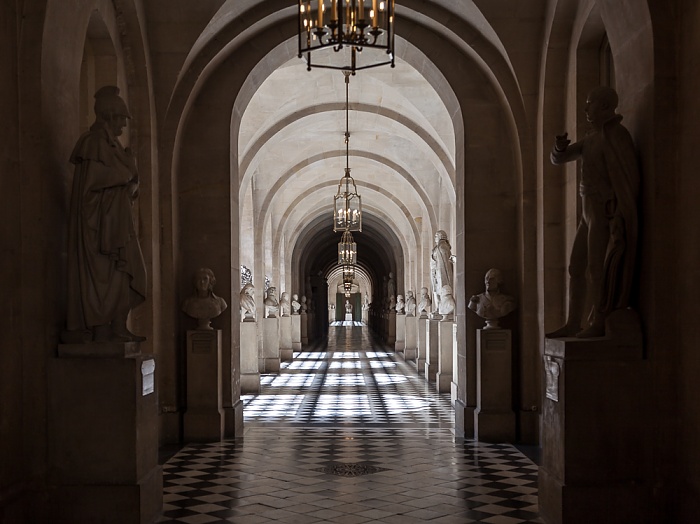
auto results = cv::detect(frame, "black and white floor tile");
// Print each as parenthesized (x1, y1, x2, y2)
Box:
(159, 325, 542, 523)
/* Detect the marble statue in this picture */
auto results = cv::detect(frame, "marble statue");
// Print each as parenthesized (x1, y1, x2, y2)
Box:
(279, 291, 291, 317)
(468, 268, 516, 329)
(291, 293, 301, 314)
(430, 230, 454, 319)
(417, 286, 432, 319)
(405, 290, 416, 317)
(239, 282, 256, 322)
(64, 86, 146, 343)
(548, 86, 640, 338)
(264, 286, 280, 318)
(345, 300, 353, 314)
(438, 285, 455, 320)
(389, 294, 396, 311)
(182, 267, 228, 330)
(362, 294, 369, 310)
(301, 295, 308, 313)
(387, 272, 396, 305)
(395, 294, 405, 315)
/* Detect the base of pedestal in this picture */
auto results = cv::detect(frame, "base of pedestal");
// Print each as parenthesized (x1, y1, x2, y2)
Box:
(415, 357, 426, 374)
(453, 399, 475, 439)
(49, 465, 162, 524)
(263, 357, 280, 373)
(280, 349, 293, 361)
(223, 401, 244, 438)
(474, 408, 515, 442)
(241, 373, 261, 393)
(451, 381, 458, 405)
(539, 466, 651, 524)
(184, 406, 224, 442)
(394, 341, 405, 351)
(292, 342, 301, 350)
(404, 348, 417, 361)
(424, 362, 436, 382)
(435, 371, 452, 393)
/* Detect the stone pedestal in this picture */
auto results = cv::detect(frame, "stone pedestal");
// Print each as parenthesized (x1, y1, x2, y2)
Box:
(291, 314, 302, 350)
(436, 320, 454, 393)
(474, 329, 514, 442)
(395, 314, 406, 352)
(451, 322, 458, 405)
(279, 316, 292, 361)
(48, 344, 162, 524)
(262, 317, 280, 372)
(539, 318, 651, 524)
(403, 316, 417, 361)
(300, 312, 308, 345)
(240, 321, 260, 393)
(184, 330, 224, 441)
(345, 313, 353, 321)
(387, 311, 396, 345)
(424, 319, 439, 382)
(416, 317, 428, 373)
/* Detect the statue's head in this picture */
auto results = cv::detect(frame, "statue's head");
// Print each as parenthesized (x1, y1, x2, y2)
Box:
(193, 267, 215, 293)
(267, 286, 277, 299)
(420, 286, 429, 297)
(435, 230, 448, 243)
(441, 284, 453, 296)
(485, 268, 503, 292)
(407, 290, 414, 299)
(241, 282, 255, 297)
(292, 293, 299, 300)
(585, 86, 618, 126)
(281, 292, 289, 302)
(94, 86, 131, 137)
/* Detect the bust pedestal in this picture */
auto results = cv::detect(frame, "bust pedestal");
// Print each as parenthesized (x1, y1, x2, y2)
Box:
(291, 314, 302, 350)
(240, 322, 260, 393)
(184, 330, 224, 441)
(416, 317, 428, 373)
(435, 320, 454, 393)
(404, 316, 417, 361)
(424, 319, 439, 382)
(48, 343, 162, 523)
(387, 311, 396, 345)
(474, 328, 514, 442)
(395, 313, 406, 352)
(262, 317, 280, 372)
(279, 316, 292, 361)
(539, 313, 651, 524)
(300, 311, 308, 345)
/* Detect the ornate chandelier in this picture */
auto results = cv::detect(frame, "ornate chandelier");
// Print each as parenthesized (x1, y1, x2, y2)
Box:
(338, 229, 357, 265)
(298, 0, 395, 74)
(333, 71, 362, 232)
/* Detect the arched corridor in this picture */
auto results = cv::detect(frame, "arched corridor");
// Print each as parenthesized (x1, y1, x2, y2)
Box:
(160, 326, 541, 523)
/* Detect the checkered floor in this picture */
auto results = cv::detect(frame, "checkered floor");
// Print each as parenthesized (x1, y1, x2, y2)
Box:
(159, 325, 542, 523)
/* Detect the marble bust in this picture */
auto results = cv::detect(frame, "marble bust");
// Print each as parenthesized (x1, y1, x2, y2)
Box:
(405, 290, 416, 317)
(438, 285, 455, 321)
(279, 291, 291, 317)
(239, 282, 256, 322)
(264, 286, 280, 318)
(468, 268, 517, 329)
(395, 294, 405, 315)
(182, 267, 228, 330)
(300, 295, 307, 313)
(291, 293, 301, 314)
(417, 287, 432, 319)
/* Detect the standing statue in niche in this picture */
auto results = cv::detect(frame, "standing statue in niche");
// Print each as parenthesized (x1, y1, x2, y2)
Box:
(291, 293, 301, 315)
(395, 294, 405, 315)
(548, 86, 640, 338)
(387, 272, 396, 308)
(239, 283, 256, 322)
(264, 286, 280, 318)
(405, 290, 416, 317)
(417, 287, 432, 319)
(345, 300, 353, 314)
(430, 230, 454, 319)
(438, 285, 456, 321)
(468, 268, 516, 329)
(63, 86, 146, 343)
(279, 292, 291, 317)
(182, 267, 228, 330)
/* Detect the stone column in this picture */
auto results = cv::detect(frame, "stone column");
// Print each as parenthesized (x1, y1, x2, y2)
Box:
(416, 316, 428, 373)
(474, 329, 514, 442)
(300, 311, 308, 345)
(436, 320, 454, 393)
(291, 314, 302, 350)
(404, 315, 417, 361)
(184, 330, 224, 441)
(394, 313, 405, 352)
(279, 315, 292, 361)
(424, 318, 439, 382)
(451, 322, 458, 405)
(539, 321, 650, 524)
(262, 317, 280, 372)
(240, 322, 260, 393)
(48, 343, 162, 524)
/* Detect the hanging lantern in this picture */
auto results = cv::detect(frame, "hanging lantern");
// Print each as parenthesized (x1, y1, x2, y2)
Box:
(298, 0, 396, 74)
(338, 229, 357, 265)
